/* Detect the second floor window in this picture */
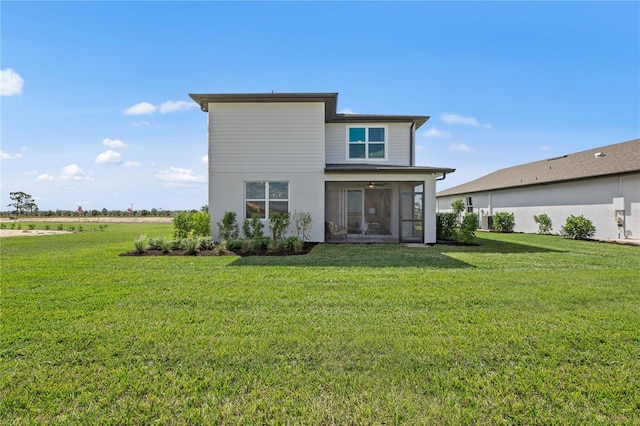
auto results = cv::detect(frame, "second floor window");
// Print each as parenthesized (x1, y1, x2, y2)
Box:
(348, 126, 386, 160)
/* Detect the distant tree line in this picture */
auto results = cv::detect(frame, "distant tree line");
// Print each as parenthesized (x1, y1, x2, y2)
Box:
(3, 191, 208, 218)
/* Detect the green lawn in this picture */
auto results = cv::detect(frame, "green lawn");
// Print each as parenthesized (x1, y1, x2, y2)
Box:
(2, 224, 639, 424)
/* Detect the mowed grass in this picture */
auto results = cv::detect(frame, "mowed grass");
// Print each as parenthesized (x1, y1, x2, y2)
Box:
(2, 224, 639, 424)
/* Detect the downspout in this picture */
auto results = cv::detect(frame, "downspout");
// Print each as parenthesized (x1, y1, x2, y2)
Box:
(436, 173, 447, 181)
(410, 120, 415, 166)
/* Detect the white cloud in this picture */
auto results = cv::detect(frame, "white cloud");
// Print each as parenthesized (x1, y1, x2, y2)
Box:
(102, 138, 128, 149)
(201, 155, 208, 163)
(441, 113, 492, 129)
(1, 68, 24, 96)
(540, 145, 552, 151)
(159, 100, 198, 113)
(131, 121, 151, 127)
(338, 108, 355, 114)
(155, 167, 206, 187)
(449, 143, 475, 153)
(36, 164, 92, 182)
(422, 128, 452, 138)
(95, 150, 122, 164)
(1, 150, 23, 160)
(123, 160, 142, 168)
(123, 102, 157, 115)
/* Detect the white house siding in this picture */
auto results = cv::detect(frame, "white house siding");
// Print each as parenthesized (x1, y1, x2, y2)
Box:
(436, 173, 640, 241)
(325, 123, 412, 165)
(208, 102, 326, 241)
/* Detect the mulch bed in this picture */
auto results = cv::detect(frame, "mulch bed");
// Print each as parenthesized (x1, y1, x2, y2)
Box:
(120, 242, 318, 257)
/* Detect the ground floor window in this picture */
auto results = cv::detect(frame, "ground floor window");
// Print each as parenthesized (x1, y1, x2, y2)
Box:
(245, 181, 289, 219)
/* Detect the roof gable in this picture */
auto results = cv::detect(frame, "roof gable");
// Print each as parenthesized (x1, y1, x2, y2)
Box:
(437, 138, 640, 197)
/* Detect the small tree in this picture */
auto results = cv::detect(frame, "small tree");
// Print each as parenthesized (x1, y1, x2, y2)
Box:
(450, 199, 465, 224)
(436, 212, 457, 240)
(562, 215, 596, 240)
(269, 212, 290, 244)
(292, 211, 313, 241)
(533, 214, 553, 235)
(7, 191, 37, 218)
(492, 212, 515, 233)
(217, 211, 239, 241)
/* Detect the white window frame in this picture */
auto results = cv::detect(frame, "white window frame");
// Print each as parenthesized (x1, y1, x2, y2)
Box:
(346, 125, 388, 161)
(244, 181, 289, 219)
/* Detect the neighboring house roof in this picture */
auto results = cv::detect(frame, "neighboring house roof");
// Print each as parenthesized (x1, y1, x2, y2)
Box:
(325, 164, 455, 175)
(437, 138, 640, 197)
(189, 92, 430, 129)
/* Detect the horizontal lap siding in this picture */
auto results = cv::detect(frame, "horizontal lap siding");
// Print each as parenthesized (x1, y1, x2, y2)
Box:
(325, 123, 411, 165)
(209, 103, 325, 172)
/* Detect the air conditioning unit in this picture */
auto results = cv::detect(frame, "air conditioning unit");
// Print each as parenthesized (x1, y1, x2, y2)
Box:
(481, 216, 493, 230)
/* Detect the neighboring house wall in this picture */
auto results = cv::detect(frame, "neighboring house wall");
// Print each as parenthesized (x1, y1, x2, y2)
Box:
(208, 102, 326, 241)
(325, 123, 412, 165)
(437, 173, 640, 240)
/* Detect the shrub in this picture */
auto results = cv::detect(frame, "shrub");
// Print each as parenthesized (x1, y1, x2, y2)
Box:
(28, 224, 36, 230)
(184, 238, 201, 255)
(44, 225, 50, 230)
(436, 213, 457, 240)
(492, 212, 515, 233)
(293, 238, 304, 254)
(283, 236, 301, 251)
(133, 235, 147, 254)
(57, 224, 64, 231)
(533, 214, 553, 235)
(292, 211, 313, 241)
(457, 213, 478, 244)
(227, 239, 243, 250)
(0, 224, 5, 229)
(68, 226, 75, 231)
(562, 215, 596, 240)
(240, 239, 252, 254)
(451, 199, 465, 223)
(251, 236, 270, 251)
(217, 212, 239, 241)
(267, 239, 281, 254)
(269, 212, 290, 243)
(199, 236, 215, 251)
(174, 211, 211, 239)
(170, 238, 187, 251)
(147, 237, 168, 251)
(242, 214, 264, 239)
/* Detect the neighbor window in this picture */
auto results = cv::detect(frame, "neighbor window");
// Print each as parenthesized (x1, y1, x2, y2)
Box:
(348, 126, 387, 160)
(245, 181, 289, 219)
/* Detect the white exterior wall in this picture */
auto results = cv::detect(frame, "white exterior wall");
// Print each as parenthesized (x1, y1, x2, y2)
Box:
(436, 173, 640, 240)
(208, 102, 326, 241)
(325, 123, 411, 165)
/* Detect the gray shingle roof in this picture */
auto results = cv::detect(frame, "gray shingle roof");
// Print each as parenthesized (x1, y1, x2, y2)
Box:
(437, 138, 640, 197)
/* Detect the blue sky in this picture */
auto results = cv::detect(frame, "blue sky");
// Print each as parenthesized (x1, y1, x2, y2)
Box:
(2, 1, 638, 211)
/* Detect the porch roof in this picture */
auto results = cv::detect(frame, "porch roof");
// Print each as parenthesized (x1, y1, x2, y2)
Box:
(325, 164, 455, 175)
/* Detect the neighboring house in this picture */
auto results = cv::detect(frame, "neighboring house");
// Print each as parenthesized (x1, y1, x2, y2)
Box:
(189, 92, 454, 243)
(436, 138, 640, 241)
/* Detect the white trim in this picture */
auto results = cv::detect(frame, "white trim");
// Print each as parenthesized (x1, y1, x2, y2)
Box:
(345, 125, 388, 161)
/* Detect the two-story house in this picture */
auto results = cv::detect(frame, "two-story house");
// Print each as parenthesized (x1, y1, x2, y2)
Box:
(189, 92, 454, 243)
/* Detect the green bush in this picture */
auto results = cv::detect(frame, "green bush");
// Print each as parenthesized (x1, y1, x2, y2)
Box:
(562, 215, 596, 240)
(283, 236, 301, 251)
(533, 214, 553, 235)
(251, 236, 270, 251)
(147, 237, 166, 250)
(492, 212, 515, 233)
(436, 213, 457, 240)
(217, 212, 239, 241)
(269, 212, 290, 243)
(170, 238, 187, 251)
(451, 199, 465, 223)
(28, 224, 36, 230)
(133, 235, 147, 254)
(199, 236, 215, 251)
(184, 238, 200, 255)
(174, 211, 211, 239)
(227, 239, 243, 250)
(242, 214, 264, 239)
(457, 213, 478, 244)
